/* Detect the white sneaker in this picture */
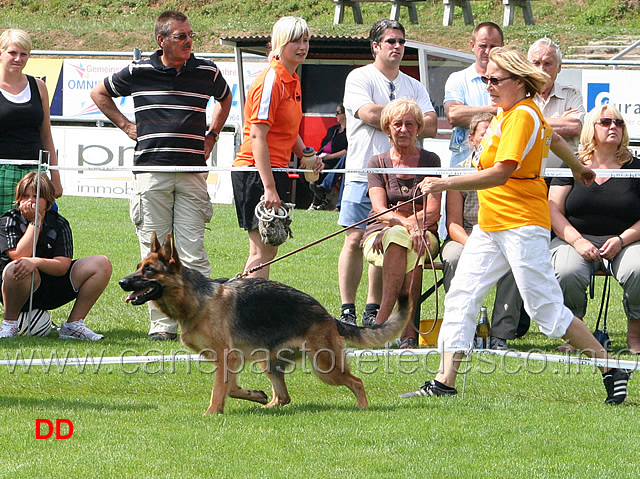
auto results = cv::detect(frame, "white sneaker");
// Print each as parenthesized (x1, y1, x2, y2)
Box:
(0, 320, 19, 338)
(58, 320, 104, 341)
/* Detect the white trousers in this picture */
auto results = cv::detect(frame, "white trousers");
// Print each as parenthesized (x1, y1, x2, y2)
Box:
(439, 225, 574, 349)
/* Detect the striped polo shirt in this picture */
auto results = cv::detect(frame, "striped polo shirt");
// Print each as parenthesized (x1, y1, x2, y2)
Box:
(103, 50, 230, 168)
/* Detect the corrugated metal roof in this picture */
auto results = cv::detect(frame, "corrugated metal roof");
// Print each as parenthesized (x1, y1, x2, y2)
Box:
(220, 34, 473, 62)
(221, 34, 372, 59)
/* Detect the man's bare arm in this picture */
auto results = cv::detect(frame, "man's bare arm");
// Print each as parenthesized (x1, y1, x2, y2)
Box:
(90, 81, 137, 140)
(445, 100, 498, 129)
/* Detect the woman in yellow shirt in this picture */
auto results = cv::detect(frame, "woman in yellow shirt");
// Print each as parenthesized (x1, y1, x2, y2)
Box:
(402, 47, 631, 405)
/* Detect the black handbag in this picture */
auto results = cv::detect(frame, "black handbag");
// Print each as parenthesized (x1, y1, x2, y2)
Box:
(592, 262, 612, 352)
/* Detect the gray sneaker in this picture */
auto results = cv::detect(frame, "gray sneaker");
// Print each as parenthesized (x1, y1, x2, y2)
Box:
(58, 320, 104, 341)
(399, 380, 457, 398)
(0, 320, 19, 338)
(361, 308, 379, 327)
(489, 337, 509, 350)
(339, 309, 357, 326)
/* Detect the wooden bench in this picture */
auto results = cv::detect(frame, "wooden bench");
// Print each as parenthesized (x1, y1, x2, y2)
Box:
(442, 0, 474, 26)
(442, 0, 535, 27)
(333, 0, 425, 25)
(503, 0, 535, 26)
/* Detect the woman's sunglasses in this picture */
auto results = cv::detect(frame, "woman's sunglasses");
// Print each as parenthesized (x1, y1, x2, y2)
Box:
(480, 75, 513, 86)
(596, 118, 625, 127)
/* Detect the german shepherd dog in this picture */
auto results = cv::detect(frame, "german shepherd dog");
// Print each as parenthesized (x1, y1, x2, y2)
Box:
(120, 232, 411, 415)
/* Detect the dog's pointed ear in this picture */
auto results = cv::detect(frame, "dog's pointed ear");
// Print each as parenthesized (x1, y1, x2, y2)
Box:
(151, 231, 161, 253)
(161, 233, 182, 272)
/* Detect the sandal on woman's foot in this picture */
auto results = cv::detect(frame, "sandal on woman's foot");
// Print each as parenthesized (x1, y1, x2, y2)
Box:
(396, 337, 417, 349)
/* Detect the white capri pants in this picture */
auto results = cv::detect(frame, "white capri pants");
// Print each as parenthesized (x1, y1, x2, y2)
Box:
(439, 224, 574, 349)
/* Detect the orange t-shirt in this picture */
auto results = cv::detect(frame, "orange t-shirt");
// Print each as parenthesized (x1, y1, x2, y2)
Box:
(233, 59, 302, 168)
(477, 98, 552, 232)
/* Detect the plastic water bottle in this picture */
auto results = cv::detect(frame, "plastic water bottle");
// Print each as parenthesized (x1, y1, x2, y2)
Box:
(302, 146, 319, 183)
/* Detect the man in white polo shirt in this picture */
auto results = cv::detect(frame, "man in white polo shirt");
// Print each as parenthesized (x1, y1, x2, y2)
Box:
(337, 18, 437, 327)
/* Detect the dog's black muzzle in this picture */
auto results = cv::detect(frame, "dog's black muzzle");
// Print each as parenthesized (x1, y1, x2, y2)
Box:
(120, 273, 164, 306)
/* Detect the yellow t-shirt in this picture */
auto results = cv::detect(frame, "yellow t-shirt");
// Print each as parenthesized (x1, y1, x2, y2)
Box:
(477, 98, 552, 232)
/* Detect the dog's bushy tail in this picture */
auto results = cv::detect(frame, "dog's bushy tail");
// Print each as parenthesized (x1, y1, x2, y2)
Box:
(336, 295, 411, 347)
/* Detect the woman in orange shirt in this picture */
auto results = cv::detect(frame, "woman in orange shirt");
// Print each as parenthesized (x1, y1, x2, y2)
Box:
(231, 17, 321, 279)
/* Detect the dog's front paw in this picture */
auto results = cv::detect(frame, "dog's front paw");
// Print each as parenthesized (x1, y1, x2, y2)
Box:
(250, 389, 269, 404)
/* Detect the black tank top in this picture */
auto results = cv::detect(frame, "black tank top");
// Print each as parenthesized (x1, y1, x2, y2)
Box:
(0, 75, 44, 161)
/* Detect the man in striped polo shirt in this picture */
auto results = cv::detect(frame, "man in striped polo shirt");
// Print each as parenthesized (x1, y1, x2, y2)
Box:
(91, 10, 232, 340)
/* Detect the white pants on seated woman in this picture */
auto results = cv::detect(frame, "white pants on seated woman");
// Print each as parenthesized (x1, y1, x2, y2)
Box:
(362, 225, 439, 273)
(439, 224, 574, 349)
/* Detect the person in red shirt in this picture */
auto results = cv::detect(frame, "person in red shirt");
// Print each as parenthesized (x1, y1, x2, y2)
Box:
(232, 16, 321, 279)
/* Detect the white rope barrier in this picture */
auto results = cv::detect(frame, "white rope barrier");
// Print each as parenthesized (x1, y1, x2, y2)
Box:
(349, 347, 640, 371)
(0, 159, 41, 167)
(22, 163, 640, 178)
(0, 354, 206, 367)
(2, 155, 640, 177)
(1, 348, 638, 371)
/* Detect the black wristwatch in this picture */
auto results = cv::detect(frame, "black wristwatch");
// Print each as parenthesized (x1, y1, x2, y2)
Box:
(206, 130, 218, 141)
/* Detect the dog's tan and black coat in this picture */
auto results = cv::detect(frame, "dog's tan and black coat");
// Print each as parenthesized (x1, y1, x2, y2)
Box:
(120, 233, 411, 414)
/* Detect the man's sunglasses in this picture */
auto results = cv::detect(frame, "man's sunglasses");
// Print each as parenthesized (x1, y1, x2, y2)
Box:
(596, 118, 625, 127)
(167, 32, 196, 41)
(383, 38, 406, 45)
(480, 75, 513, 86)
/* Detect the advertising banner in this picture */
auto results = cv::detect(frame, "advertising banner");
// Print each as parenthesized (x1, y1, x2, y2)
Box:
(62, 60, 134, 118)
(582, 70, 640, 138)
(59, 58, 266, 122)
(23, 58, 63, 108)
(52, 125, 236, 204)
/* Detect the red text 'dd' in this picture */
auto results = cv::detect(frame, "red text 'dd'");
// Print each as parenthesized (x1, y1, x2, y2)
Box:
(36, 419, 74, 439)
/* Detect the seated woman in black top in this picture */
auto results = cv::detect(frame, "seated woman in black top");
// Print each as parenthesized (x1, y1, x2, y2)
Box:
(0, 173, 112, 340)
(549, 104, 640, 353)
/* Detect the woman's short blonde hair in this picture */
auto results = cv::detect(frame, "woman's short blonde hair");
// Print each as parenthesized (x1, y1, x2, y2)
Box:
(578, 104, 632, 165)
(14, 172, 56, 211)
(489, 46, 549, 98)
(380, 99, 425, 145)
(0, 29, 32, 53)
(268, 17, 310, 62)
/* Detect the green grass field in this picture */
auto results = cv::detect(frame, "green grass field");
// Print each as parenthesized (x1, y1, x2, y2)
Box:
(1, 196, 639, 478)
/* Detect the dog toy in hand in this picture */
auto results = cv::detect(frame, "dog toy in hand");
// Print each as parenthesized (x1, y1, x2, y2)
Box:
(254, 199, 295, 246)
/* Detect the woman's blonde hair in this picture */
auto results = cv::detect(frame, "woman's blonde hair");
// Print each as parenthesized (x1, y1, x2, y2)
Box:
(0, 29, 32, 53)
(578, 104, 632, 165)
(489, 46, 549, 98)
(380, 99, 425, 146)
(14, 172, 56, 211)
(268, 17, 309, 62)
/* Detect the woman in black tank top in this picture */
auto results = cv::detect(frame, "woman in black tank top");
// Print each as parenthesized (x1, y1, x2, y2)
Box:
(0, 29, 62, 214)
